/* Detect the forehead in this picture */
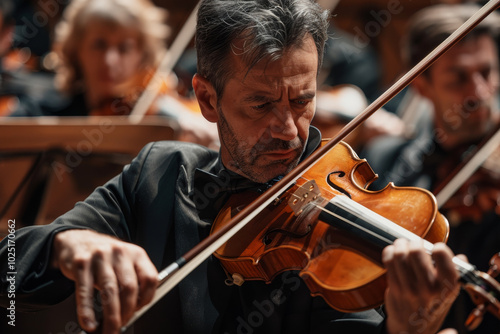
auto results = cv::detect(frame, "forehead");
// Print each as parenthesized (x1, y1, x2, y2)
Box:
(431, 35, 498, 74)
(82, 18, 140, 39)
(226, 35, 319, 92)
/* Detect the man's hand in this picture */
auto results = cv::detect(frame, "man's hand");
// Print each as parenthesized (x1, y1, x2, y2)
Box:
(382, 239, 461, 334)
(52, 230, 158, 333)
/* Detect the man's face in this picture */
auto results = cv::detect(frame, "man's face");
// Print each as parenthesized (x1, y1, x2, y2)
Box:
(77, 20, 144, 104)
(214, 36, 318, 183)
(419, 35, 499, 147)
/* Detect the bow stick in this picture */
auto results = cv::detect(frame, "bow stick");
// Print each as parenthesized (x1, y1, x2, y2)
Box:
(128, 1, 200, 124)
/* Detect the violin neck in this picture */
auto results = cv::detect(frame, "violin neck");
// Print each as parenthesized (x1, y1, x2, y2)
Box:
(317, 196, 478, 282)
(453, 256, 483, 286)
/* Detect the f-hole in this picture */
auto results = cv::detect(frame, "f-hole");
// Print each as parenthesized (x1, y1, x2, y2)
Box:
(327, 171, 352, 198)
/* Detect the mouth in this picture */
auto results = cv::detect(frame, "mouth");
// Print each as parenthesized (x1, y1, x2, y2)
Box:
(465, 106, 490, 122)
(100, 75, 118, 83)
(262, 149, 298, 160)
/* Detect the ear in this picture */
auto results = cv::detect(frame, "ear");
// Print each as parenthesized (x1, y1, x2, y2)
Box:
(192, 74, 219, 123)
(412, 75, 433, 100)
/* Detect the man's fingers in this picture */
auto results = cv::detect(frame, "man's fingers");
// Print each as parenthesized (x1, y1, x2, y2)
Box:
(74, 261, 98, 332)
(95, 256, 122, 334)
(135, 249, 159, 309)
(384, 239, 421, 293)
(382, 242, 403, 295)
(52, 230, 159, 332)
(432, 243, 460, 297)
(113, 249, 139, 324)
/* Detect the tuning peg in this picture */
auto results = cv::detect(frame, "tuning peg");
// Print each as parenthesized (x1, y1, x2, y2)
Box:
(488, 253, 500, 278)
(465, 303, 486, 331)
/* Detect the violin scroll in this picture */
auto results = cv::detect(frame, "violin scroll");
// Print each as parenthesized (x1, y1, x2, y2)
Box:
(464, 253, 500, 330)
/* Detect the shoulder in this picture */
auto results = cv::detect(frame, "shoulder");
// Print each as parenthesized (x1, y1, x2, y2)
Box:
(136, 141, 218, 165)
(363, 135, 411, 167)
(125, 141, 219, 181)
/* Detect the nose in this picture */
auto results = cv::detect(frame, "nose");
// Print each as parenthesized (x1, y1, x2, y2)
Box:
(104, 48, 120, 68)
(268, 105, 298, 141)
(469, 71, 493, 101)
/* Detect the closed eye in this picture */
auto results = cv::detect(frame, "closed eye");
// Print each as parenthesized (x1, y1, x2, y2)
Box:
(251, 102, 271, 110)
(292, 99, 313, 109)
(292, 92, 315, 107)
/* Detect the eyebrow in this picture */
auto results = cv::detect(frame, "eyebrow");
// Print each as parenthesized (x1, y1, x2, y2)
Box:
(242, 91, 316, 104)
(296, 91, 316, 100)
(242, 95, 277, 104)
(445, 63, 494, 74)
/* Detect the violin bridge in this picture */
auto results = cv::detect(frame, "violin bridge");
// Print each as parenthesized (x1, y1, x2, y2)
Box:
(288, 180, 322, 215)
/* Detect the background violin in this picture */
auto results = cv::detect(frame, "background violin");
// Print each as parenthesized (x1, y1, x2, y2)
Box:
(434, 127, 500, 225)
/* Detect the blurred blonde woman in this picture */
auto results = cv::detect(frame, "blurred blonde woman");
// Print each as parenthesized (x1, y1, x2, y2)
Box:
(40, 0, 169, 116)
(11, 0, 218, 147)
(54, 0, 169, 114)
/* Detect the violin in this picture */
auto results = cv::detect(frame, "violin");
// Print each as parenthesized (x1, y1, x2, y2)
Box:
(438, 167, 500, 225)
(212, 141, 449, 310)
(211, 140, 500, 328)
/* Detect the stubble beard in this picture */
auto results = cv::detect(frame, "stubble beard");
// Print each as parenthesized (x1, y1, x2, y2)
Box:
(217, 106, 304, 183)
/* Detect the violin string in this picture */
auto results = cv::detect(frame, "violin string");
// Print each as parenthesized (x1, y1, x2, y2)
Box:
(311, 195, 478, 276)
(314, 195, 430, 247)
(313, 200, 407, 249)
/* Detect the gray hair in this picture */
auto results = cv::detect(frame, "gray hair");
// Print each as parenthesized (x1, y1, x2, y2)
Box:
(195, 0, 330, 98)
(404, 4, 500, 71)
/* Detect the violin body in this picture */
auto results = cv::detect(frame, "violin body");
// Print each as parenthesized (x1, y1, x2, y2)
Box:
(211, 141, 449, 312)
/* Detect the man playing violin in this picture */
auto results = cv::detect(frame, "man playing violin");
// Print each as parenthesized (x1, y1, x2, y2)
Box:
(364, 3, 500, 333)
(1, 0, 463, 333)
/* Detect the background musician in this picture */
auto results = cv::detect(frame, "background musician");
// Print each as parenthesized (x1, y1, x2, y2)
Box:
(363, 4, 500, 333)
